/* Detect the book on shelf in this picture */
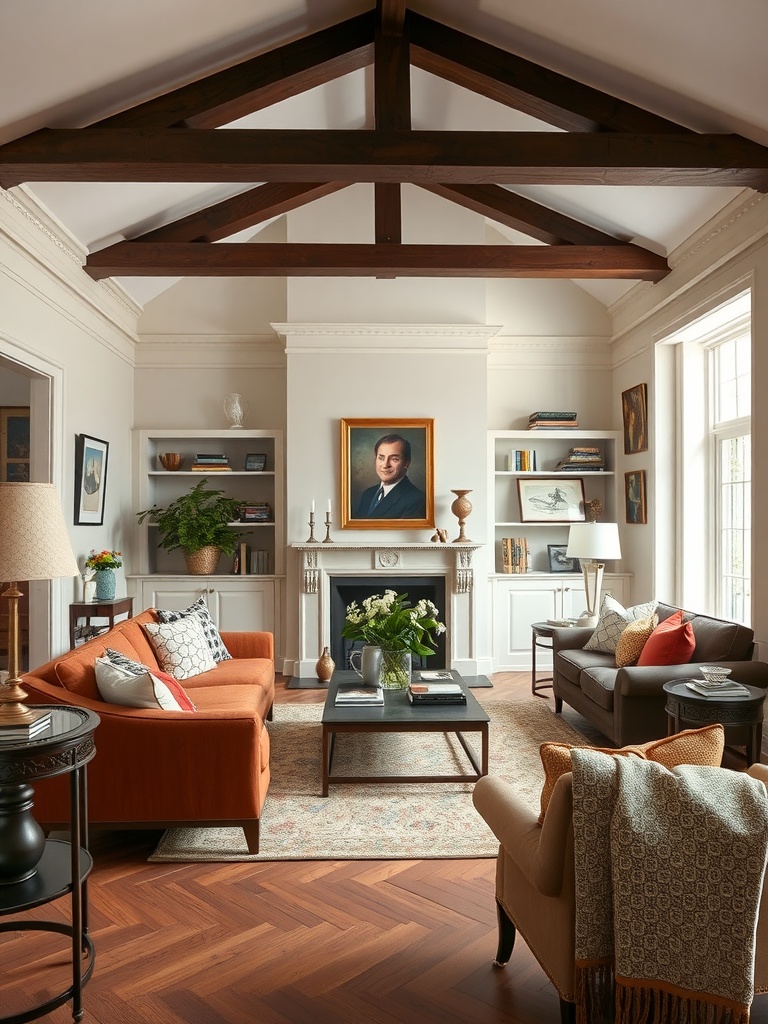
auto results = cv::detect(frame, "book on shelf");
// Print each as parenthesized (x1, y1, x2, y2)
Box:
(408, 682, 466, 705)
(505, 449, 537, 471)
(240, 502, 272, 522)
(335, 683, 385, 706)
(528, 421, 579, 430)
(250, 549, 270, 574)
(0, 709, 53, 741)
(528, 411, 577, 421)
(502, 537, 529, 574)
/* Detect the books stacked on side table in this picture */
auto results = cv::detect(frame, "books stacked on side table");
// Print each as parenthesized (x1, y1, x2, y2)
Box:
(335, 683, 385, 707)
(407, 680, 467, 706)
(686, 679, 751, 698)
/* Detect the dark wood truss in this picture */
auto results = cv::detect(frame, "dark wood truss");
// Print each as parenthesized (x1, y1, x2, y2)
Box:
(1, 1, 765, 282)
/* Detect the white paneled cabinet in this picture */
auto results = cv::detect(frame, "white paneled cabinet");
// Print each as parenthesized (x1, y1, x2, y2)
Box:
(136, 576, 276, 634)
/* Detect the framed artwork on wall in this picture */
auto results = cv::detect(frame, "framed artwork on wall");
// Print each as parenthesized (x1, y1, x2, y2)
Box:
(0, 407, 30, 481)
(622, 383, 648, 454)
(625, 470, 647, 524)
(340, 418, 434, 530)
(74, 433, 109, 525)
(517, 477, 586, 523)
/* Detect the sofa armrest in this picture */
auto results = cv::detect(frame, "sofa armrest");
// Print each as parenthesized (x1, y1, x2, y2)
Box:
(552, 626, 594, 654)
(617, 660, 768, 698)
(473, 774, 573, 896)
(219, 631, 274, 660)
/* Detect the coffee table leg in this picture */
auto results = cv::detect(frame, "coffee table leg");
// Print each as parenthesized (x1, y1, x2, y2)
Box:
(322, 726, 331, 797)
(481, 723, 489, 776)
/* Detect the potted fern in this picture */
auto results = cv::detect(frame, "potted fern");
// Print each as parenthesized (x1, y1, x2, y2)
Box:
(137, 479, 244, 574)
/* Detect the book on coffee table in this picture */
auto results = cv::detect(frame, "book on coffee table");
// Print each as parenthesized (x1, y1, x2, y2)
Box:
(407, 682, 467, 705)
(335, 684, 385, 706)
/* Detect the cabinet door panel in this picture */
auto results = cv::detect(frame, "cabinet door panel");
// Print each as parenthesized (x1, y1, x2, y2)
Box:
(140, 579, 208, 612)
(493, 581, 561, 671)
(211, 581, 275, 632)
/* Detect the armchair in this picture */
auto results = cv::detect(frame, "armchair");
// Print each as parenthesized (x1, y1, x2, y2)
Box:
(473, 763, 768, 1023)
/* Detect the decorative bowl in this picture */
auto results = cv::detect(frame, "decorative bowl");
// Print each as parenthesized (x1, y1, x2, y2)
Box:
(699, 665, 732, 685)
(159, 453, 183, 471)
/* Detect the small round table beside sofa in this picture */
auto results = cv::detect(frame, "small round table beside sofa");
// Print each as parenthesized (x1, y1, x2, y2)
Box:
(663, 679, 765, 767)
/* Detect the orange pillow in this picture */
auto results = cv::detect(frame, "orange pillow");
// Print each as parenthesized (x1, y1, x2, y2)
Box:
(636, 609, 695, 666)
(538, 724, 724, 822)
(615, 613, 657, 668)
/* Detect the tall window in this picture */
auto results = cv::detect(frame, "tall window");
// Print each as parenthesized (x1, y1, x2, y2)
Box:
(711, 332, 751, 623)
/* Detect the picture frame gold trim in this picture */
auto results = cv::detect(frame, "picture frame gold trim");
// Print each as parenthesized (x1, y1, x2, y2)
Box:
(625, 470, 647, 524)
(340, 418, 434, 530)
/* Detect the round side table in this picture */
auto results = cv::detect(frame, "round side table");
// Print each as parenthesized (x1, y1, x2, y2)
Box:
(531, 622, 557, 698)
(663, 679, 765, 766)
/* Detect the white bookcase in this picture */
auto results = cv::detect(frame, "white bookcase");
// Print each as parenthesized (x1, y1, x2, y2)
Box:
(129, 429, 284, 638)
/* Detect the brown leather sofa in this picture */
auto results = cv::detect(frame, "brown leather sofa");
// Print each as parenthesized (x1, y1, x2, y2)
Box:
(473, 762, 768, 1022)
(552, 602, 768, 746)
(21, 609, 275, 853)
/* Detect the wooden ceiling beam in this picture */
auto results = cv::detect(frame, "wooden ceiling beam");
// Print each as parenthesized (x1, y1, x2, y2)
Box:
(408, 12, 692, 135)
(374, 0, 409, 245)
(2, 129, 765, 188)
(84, 241, 669, 280)
(136, 182, 349, 243)
(96, 12, 375, 129)
(420, 183, 623, 246)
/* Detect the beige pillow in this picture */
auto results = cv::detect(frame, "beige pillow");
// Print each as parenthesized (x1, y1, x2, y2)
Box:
(538, 724, 725, 822)
(584, 595, 657, 654)
(615, 613, 658, 667)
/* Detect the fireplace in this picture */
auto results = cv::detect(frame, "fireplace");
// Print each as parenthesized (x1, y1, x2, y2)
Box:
(329, 575, 447, 670)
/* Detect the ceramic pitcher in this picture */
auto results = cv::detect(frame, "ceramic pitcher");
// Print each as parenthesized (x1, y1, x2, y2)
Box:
(349, 645, 383, 685)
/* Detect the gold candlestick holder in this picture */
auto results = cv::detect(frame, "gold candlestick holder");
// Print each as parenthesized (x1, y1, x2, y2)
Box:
(322, 511, 334, 543)
(306, 511, 318, 543)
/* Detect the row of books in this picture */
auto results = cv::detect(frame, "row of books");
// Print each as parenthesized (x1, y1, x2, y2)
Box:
(505, 449, 538, 471)
(502, 537, 530, 574)
(528, 410, 579, 430)
(192, 452, 232, 472)
(232, 543, 271, 575)
(554, 446, 605, 471)
(240, 502, 271, 522)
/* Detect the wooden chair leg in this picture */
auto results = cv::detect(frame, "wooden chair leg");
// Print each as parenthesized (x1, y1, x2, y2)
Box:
(242, 820, 260, 854)
(559, 998, 576, 1024)
(493, 898, 516, 966)
(554, 696, 563, 713)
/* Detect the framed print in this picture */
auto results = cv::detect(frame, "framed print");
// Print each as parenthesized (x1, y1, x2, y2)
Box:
(0, 406, 30, 481)
(245, 453, 267, 471)
(74, 433, 109, 525)
(625, 470, 647, 524)
(517, 478, 585, 523)
(341, 418, 434, 530)
(548, 544, 580, 573)
(622, 383, 648, 454)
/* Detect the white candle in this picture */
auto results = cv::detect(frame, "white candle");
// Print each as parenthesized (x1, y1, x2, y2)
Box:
(327, 499, 332, 514)
(311, 499, 315, 514)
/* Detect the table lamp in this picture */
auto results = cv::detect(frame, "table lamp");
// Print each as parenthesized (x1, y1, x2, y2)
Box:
(0, 482, 79, 726)
(566, 521, 621, 628)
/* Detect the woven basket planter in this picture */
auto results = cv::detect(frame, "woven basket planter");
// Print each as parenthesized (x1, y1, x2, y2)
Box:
(183, 545, 222, 575)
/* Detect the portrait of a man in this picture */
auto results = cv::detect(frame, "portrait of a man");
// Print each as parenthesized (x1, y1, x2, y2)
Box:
(341, 419, 434, 529)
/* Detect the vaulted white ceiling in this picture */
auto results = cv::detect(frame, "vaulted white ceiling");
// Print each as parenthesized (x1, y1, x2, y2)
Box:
(1, 0, 765, 311)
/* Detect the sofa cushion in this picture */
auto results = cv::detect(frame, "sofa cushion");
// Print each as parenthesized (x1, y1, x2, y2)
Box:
(615, 613, 658, 667)
(689, 614, 754, 662)
(557, 648, 615, 689)
(579, 666, 618, 710)
(637, 609, 695, 666)
(94, 657, 196, 711)
(103, 649, 197, 711)
(156, 595, 232, 663)
(538, 724, 725, 822)
(584, 595, 657, 654)
(143, 616, 217, 680)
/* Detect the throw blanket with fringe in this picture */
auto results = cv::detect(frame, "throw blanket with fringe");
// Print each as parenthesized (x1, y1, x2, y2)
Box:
(571, 748, 768, 1024)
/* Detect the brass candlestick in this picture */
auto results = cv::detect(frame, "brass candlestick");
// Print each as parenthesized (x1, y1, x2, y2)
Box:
(306, 511, 318, 543)
(323, 511, 334, 543)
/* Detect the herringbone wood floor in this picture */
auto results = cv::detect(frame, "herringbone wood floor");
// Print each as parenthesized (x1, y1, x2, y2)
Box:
(3, 673, 766, 1023)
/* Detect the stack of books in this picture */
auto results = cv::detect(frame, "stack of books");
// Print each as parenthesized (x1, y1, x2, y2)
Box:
(686, 679, 750, 698)
(505, 449, 538, 471)
(502, 537, 530, 574)
(0, 709, 53, 742)
(407, 681, 466, 705)
(192, 453, 231, 471)
(240, 502, 271, 522)
(335, 683, 385, 706)
(527, 411, 579, 430)
(554, 446, 605, 471)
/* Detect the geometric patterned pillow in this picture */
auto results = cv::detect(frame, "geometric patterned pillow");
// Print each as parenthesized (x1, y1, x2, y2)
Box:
(156, 595, 232, 662)
(104, 647, 146, 676)
(143, 615, 217, 681)
(614, 613, 658, 668)
(584, 594, 657, 654)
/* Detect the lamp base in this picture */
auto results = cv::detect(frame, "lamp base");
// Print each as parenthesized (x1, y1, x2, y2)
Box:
(576, 611, 598, 629)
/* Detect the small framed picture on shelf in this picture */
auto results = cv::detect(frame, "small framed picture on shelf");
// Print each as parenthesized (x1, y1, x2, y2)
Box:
(245, 453, 267, 471)
(517, 477, 585, 523)
(548, 544, 580, 573)
(625, 470, 647, 524)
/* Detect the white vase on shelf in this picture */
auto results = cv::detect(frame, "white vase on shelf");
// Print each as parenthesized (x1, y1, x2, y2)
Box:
(224, 393, 246, 429)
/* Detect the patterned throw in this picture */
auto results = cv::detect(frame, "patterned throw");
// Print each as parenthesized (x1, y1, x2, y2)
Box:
(571, 748, 768, 1024)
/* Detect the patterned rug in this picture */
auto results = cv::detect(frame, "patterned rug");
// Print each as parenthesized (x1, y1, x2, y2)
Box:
(149, 699, 586, 862)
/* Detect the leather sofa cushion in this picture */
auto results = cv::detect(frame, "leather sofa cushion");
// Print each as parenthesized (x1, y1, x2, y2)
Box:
(654, 603, 753, 661)
(557, 648, 614, 688)
(579, 666, 618, 710)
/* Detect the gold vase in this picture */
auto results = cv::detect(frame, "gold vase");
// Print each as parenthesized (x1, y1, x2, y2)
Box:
(450, 489, 473, 543)
(184, 546, 222, 575)
(315, 646, 335, 684)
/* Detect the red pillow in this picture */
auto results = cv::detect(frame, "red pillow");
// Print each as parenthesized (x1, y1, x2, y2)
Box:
(152, 668, 197, 712)
(637, 609, 695, 666)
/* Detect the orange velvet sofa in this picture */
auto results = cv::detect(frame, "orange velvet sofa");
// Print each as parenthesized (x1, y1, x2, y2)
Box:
(21, 609, 275, 854)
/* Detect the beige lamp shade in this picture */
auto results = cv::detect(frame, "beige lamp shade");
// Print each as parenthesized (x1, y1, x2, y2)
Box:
(0, 482, 79, 582)
(566, 522, 622, 562)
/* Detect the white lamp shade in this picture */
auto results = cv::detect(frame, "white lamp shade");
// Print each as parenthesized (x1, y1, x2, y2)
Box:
(566, 521, 622, 561)
(0, 482, 79, 581)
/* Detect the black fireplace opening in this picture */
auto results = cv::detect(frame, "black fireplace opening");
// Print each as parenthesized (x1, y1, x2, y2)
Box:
(330, 576, 447, 671)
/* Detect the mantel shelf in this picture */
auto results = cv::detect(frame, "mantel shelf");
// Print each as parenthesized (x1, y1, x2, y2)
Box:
(292, 542, 483, 551)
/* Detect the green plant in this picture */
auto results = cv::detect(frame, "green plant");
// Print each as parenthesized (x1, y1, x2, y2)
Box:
(136, 479, 244, 556)
(341, 590, 445, 656)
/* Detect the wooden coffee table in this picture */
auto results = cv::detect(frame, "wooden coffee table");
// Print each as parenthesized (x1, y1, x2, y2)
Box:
(321, 670, 490, 796)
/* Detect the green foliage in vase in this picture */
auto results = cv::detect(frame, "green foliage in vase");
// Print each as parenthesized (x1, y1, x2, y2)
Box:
(341, 590, 446, 657)
(136, 479, 244, 556)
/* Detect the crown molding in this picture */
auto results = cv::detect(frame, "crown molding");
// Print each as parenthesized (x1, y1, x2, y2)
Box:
(271, 322, 501, 353)
(134, 334, 285, 369)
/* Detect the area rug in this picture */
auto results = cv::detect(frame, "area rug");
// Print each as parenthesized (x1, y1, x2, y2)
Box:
(149, 699, 587, 863)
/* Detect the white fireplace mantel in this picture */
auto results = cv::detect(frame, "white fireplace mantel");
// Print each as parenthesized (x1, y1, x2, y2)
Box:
(292, 542, 482, 678)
